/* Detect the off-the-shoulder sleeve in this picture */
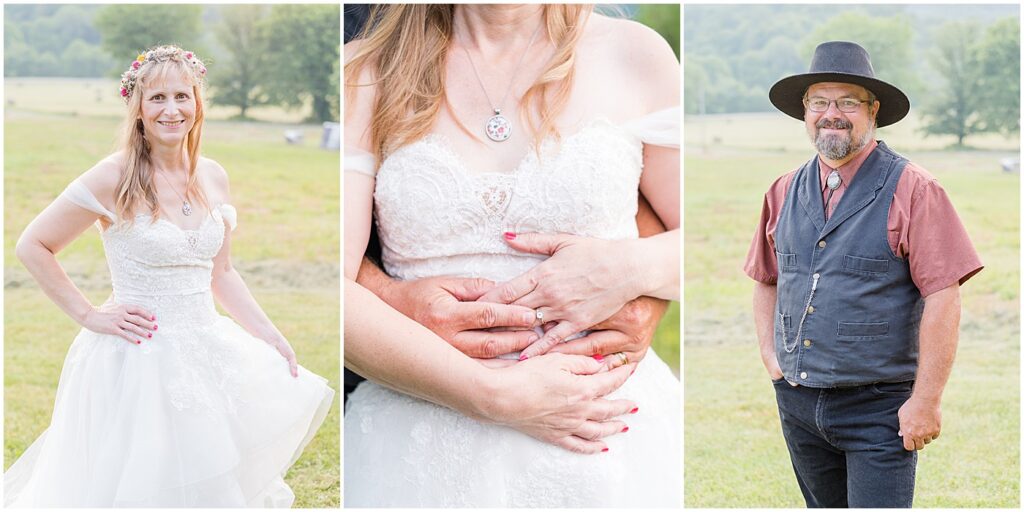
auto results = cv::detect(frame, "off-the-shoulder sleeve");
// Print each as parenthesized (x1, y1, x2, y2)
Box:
(622, 106, 680, 149)
(219, 204, 238, 232)
(60, 179, 116, 221)
(344, 147, 377, 177)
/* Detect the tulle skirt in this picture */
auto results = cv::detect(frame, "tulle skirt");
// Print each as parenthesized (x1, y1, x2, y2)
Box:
(344, 350, 681, 507)
(4, 311, 334, 508)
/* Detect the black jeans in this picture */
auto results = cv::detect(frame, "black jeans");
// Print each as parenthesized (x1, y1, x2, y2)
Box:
(773, 379, 917, 508)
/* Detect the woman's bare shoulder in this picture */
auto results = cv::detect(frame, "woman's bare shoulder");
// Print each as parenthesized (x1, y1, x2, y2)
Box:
(75, 152, 126, 203)
(584, 14, 680, 111)
(197, 156, 230, 201)
(344, 39, 378, 152)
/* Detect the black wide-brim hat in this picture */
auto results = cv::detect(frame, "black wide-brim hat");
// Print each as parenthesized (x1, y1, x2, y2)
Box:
(769, 41, 910, 128)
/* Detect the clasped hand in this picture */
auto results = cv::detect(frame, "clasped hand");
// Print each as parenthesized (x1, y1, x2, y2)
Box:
(477, 232, 650, 360)
(384, 271, 664, 369)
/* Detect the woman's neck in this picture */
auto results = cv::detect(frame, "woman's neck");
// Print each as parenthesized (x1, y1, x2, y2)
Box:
(453, 5, 544, 56)
(149, 144, 189, 175)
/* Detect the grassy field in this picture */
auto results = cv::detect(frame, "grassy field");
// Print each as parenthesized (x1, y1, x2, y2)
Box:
(3, 82, 340, 507)
(684, 112, 1019, 507)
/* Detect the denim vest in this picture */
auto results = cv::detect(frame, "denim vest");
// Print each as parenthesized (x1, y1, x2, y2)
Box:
(774, 141, 923, 388)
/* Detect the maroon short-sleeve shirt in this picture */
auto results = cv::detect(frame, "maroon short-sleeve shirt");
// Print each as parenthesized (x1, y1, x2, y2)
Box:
(744, 140, 983, 297)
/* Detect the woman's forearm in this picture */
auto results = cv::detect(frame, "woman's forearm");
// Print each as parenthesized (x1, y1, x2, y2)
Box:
(15, 238, 95, 325)
(345, 278, 495, 420)
(629, 228, 680, 301)
(211, 269, 286, 343)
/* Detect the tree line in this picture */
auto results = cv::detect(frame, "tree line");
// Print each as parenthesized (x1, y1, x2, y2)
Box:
(5, 4, 340, 123)
(685, 5, 1019, 146)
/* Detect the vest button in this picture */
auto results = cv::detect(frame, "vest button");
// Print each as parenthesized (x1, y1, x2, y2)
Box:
(800, 371, 808, 379)
(818, 240, 827, 248)
(807, 305, 815, 314)
(803, 339, 812, 347)
(812, 273, 820, 279)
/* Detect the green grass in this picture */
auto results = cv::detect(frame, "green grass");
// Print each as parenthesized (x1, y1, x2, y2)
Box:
(4, 85, 340, 507)
(683, 112, 1019, 507)
(653, 302, 680, 375)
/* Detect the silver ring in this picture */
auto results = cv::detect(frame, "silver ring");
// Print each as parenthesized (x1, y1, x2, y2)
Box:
(535, 309, 544, 322)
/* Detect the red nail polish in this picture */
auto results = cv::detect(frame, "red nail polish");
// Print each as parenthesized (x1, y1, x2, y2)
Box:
(518, 354, 528, 361)
(154, 324, 158, 331)
(136, 340, 141, 345)
(151, 316, 156, 321)
(621, 426, 629, 433)
(147, 333, 152, 338)
(630, 407, 639, 414)
(601, 447, 609, 452)
(592, 354, 604, 362)
(630, 366, 636, 376)
(503, 232, 517, 240)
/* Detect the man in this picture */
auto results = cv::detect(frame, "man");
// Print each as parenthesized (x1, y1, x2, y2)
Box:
(745, 41, 982, 507)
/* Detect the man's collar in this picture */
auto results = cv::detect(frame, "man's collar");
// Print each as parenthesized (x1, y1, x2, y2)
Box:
(818, 139, 879, 192)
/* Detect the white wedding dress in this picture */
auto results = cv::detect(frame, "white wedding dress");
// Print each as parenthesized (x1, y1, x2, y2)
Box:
(344, 108, 681, 507)
(4, 181, 335, 508)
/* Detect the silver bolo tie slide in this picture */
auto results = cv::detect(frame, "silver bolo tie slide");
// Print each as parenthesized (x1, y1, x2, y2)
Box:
(824, 170, 842, 220)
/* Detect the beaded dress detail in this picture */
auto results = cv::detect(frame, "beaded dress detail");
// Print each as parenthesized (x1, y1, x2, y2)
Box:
(4, 180, 334, 508)
(344, 108, 681, 507)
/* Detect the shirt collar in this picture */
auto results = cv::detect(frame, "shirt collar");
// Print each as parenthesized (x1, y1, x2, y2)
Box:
(818, 139, 879, 193)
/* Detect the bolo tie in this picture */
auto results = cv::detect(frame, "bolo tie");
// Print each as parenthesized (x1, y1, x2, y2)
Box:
(824, 170, 842, 220)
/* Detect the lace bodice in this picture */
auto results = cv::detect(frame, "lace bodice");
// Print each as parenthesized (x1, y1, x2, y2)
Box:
(60, 180, 236, 320)
(372, 110, 678, 283)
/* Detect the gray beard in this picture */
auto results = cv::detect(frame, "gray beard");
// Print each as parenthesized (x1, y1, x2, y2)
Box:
(814, 127, 872, 161)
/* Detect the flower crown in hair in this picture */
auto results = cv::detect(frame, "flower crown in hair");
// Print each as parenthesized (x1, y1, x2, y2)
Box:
(119, 45, 207, 103)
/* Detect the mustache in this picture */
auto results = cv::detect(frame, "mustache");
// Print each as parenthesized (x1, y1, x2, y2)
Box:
(816, 118, 853, 130)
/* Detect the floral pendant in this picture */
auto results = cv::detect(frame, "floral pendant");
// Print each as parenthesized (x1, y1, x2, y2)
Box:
(486, 113, 511, 142)
(182, 200, 193, 216)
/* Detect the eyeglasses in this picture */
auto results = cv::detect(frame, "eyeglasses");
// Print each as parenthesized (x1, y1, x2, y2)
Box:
(803, 97, 871, 113)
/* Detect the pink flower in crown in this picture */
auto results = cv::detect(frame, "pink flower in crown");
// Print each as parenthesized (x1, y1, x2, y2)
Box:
(121, 88, 128, 97)
(131, 61, 141, 70)
(199, 65, 207, 75)
(185, 52, 193, 59)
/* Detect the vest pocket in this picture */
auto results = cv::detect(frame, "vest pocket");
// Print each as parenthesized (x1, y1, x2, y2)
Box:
(777, 252, 797, 272)
(837, 321, 889, 341)
(843, 255, 889, 275)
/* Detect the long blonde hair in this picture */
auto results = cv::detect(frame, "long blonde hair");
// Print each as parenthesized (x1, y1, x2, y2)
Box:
(345, 5, 593, 163)
(115, 49, 208, 221)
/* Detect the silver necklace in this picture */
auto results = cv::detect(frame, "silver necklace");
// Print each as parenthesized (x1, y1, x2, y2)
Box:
(461, 24, 543, 142)
(157, 170, 192, 216)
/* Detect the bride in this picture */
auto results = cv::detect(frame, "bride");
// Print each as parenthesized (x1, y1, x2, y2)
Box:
(5, 45, 334, 507)
(344, 5, 680, 507)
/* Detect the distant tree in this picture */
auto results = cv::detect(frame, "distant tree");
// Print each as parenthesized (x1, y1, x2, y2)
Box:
(259, 4, 340, 122)
(211, 5, 271, 119)
(635, 5, 679, 57)
(919, 22, 984, 147)
(802, 12, 921, 98)
(95, 5, 203, 72)
(60, 39, 114, 77)
(974, 17, 1020, 135)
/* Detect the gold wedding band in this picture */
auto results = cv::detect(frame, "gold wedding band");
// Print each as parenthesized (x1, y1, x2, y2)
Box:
(616, 352, 629, 365)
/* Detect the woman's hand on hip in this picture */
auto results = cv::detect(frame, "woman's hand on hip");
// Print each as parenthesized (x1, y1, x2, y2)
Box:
(481, 353, 638, 454)
(82, 303, 156, 345)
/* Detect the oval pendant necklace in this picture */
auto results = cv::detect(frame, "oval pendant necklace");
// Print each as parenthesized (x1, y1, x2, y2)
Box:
(461, 24, 543, 143)
(157, 169, 193, 216)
